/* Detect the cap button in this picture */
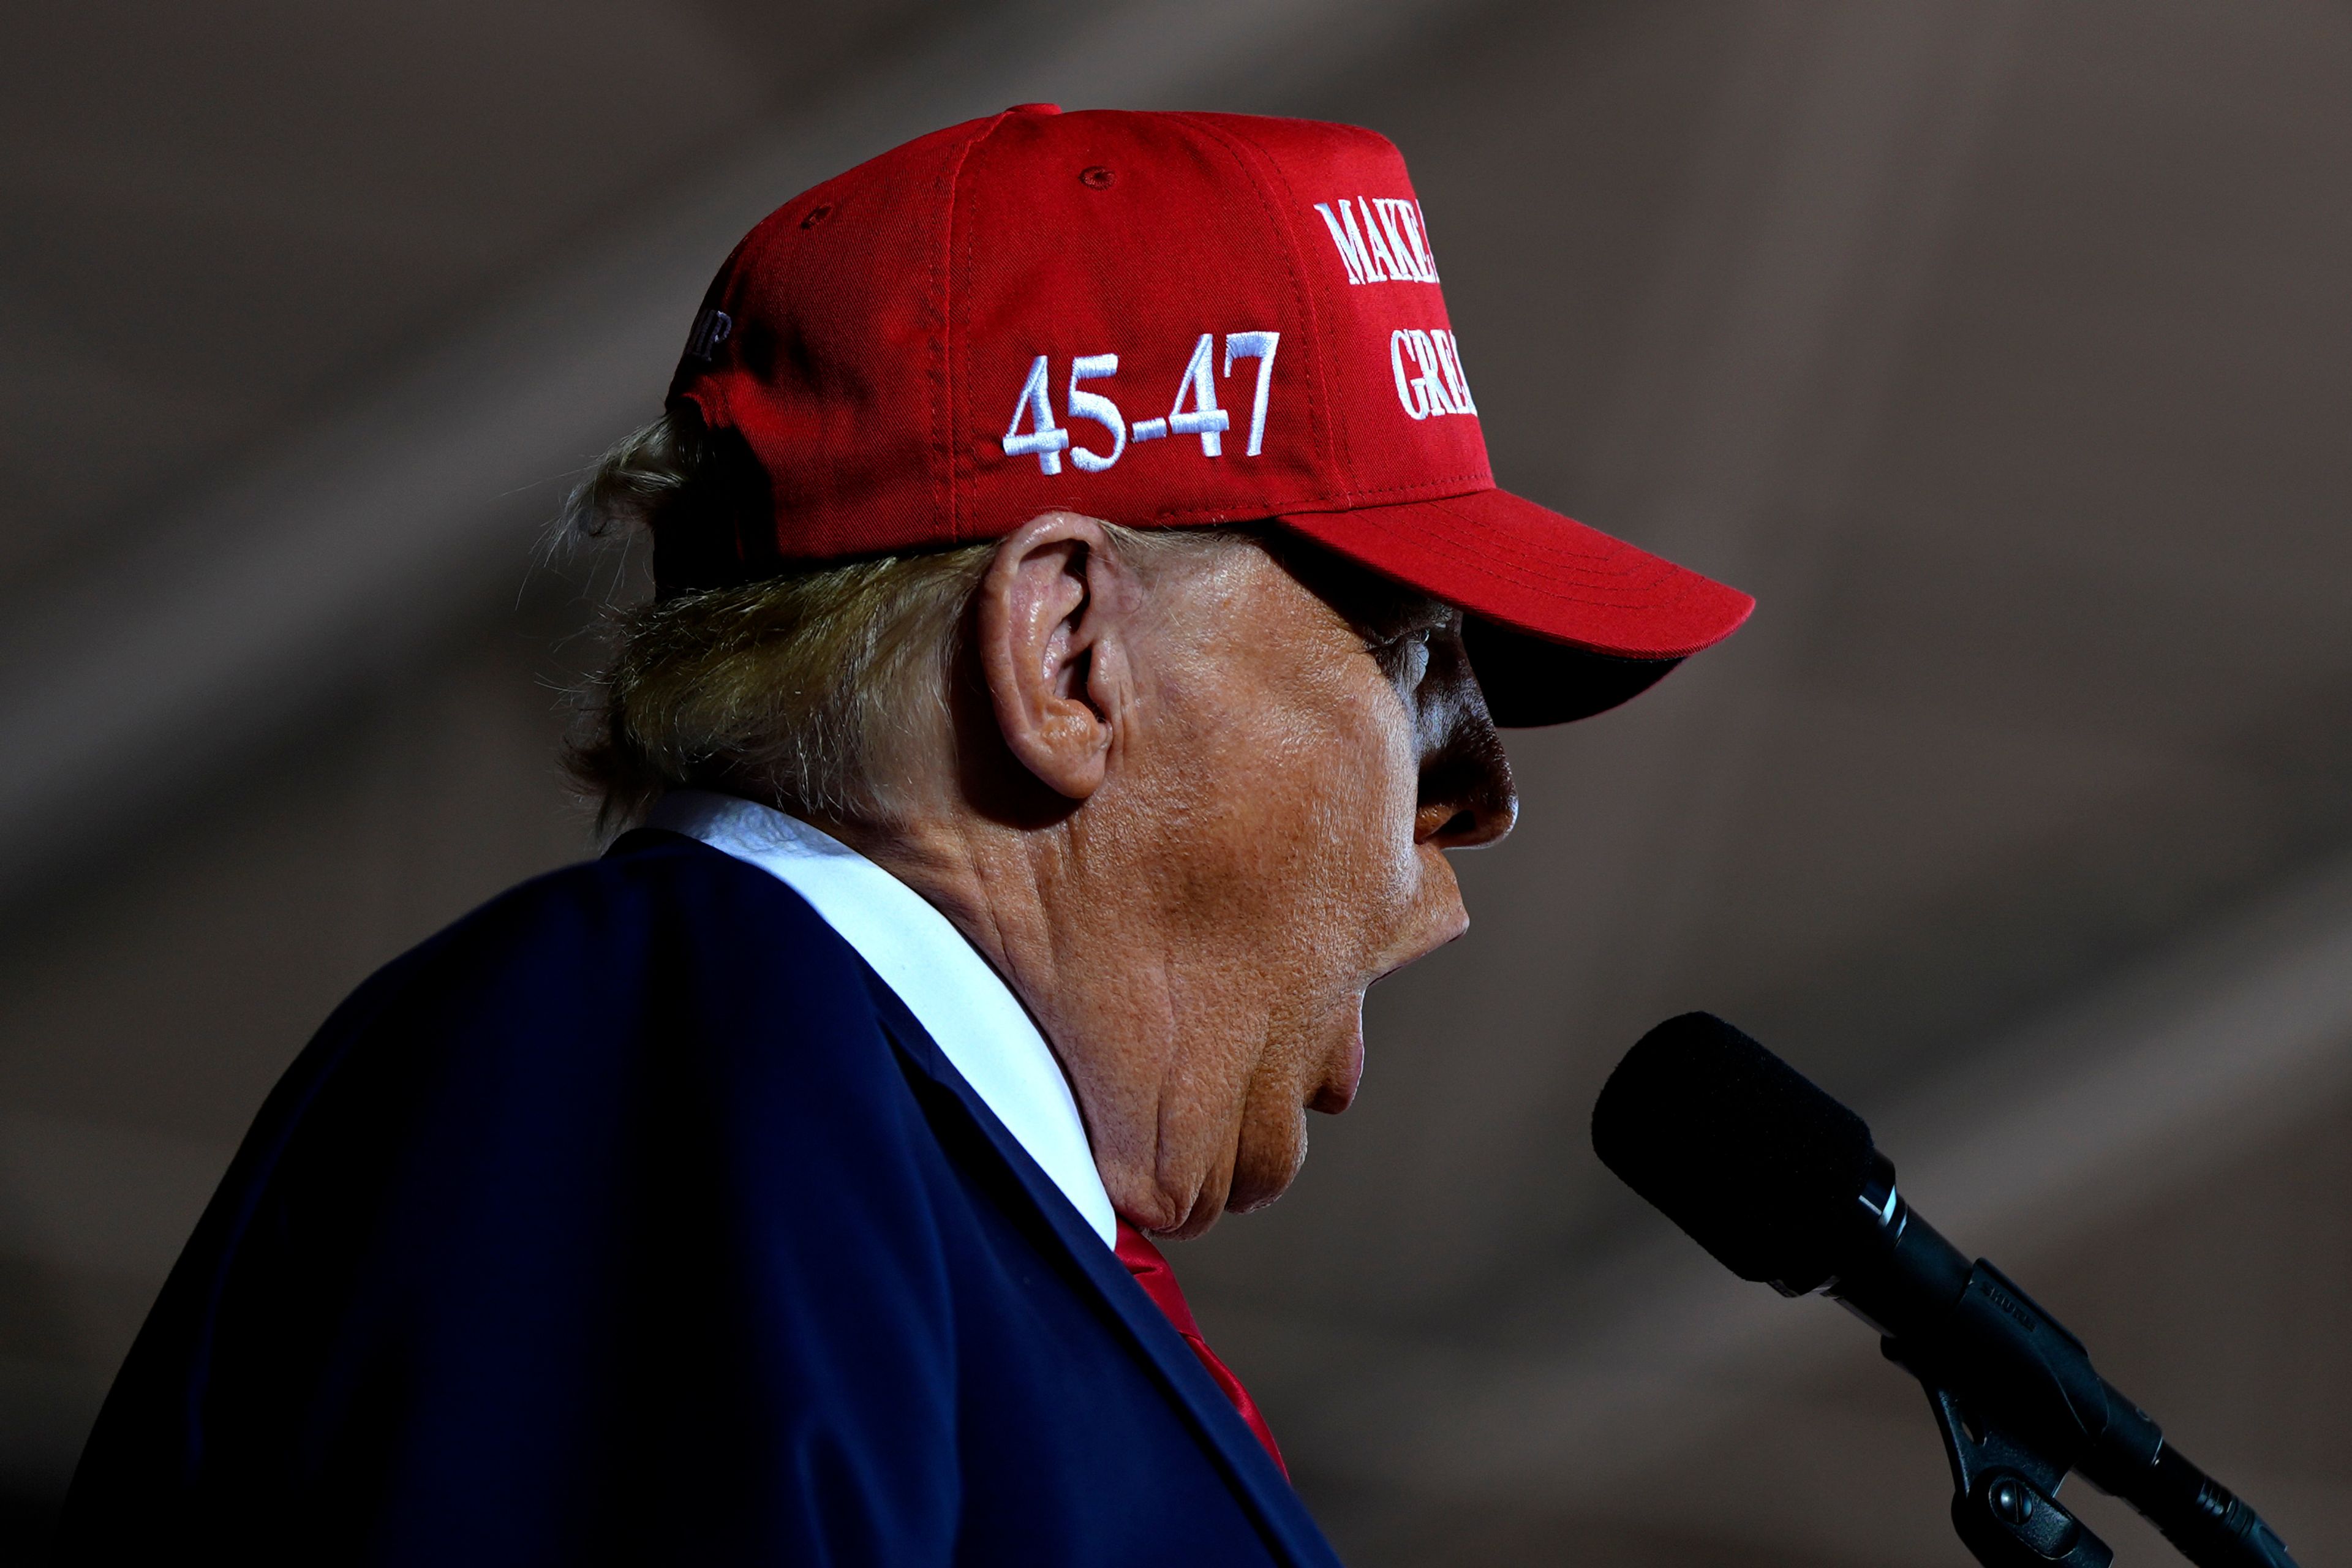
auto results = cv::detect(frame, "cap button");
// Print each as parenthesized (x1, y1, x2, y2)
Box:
(1008, 102, 1061, 115)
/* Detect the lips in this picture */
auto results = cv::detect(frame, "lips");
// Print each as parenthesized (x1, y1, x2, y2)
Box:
(1309, 996, 1368, 1115)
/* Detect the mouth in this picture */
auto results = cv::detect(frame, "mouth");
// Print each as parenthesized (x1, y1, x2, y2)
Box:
(1363, 904, 1469, 998)
(1311, 874, 1470, 1117)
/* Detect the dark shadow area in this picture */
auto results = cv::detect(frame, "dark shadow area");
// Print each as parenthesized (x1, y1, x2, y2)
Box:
(0, 1485, 59, 1568)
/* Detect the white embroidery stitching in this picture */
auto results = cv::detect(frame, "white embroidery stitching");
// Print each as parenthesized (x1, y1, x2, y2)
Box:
(1390, 330, 1429, 420)
(1416, 330, 1460, 414)
(997, 333, 1283, 472)
(1387, 329, 1478, 420)
(1370, 200, 1429, 283)
(1002, 354, 1071, 473)
(1433, 329, 1476, 414)
(1222, 331, 1279, 457)
(1356, 196, 1407, 282)
(1166, 334, 1231, 457)
(1313, 196, 1441, 285)
(1066, 353, 1126, 472)
(1394, 201, 1440, 284)
(1313, 202, 1371, 285)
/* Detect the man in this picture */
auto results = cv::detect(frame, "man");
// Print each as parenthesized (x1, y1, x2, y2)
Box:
(59, 107, 1748, 1564)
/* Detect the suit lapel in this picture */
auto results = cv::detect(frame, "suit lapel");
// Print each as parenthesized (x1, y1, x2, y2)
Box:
(859, 970, 1342, 1568)
(607, 830, 1341, 1565)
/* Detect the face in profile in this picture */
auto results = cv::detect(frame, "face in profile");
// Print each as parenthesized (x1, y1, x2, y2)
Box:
(1082, 535, 1516, 1234)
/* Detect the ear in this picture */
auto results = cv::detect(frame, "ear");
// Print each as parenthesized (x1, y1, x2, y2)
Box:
(974, 511, 1137, 800)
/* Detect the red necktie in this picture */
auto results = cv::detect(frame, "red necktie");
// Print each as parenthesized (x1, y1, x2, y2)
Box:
(1114, 1221, 1289, 1479)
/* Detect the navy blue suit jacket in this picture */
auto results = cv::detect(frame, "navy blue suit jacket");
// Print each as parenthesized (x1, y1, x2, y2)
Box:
(59, 830, 1343, 1566)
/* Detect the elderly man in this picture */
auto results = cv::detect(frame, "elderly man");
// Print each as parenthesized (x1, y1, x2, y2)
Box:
(60, 108, 1746, 1565)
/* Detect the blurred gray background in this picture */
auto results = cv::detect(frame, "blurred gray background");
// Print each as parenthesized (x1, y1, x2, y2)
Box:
(4, 0, 2348, 1561)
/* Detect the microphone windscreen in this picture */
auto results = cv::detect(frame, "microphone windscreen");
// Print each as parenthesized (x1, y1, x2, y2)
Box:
(1591, 1012, 1875, 1292)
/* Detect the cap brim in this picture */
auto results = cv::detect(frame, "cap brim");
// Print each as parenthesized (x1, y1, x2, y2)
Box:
(1274, 488, 1754, 727)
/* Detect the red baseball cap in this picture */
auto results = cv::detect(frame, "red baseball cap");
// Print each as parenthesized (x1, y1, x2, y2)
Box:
(664, 104, 1751, 723)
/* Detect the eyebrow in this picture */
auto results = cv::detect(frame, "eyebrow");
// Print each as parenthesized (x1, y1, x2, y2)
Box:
(1359, 594, 1456, 643)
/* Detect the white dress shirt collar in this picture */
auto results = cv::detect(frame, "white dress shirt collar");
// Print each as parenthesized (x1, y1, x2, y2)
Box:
(643, 790, 1118, 1248)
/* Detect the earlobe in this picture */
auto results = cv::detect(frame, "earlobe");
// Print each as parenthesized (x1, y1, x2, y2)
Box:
(978, 512, 1119, 800)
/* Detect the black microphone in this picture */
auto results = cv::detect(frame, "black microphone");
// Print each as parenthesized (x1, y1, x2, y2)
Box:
(1591, 1011, 2296, 1568)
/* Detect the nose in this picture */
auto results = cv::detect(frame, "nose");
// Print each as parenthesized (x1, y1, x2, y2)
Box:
(1413, 627, 1517, 848)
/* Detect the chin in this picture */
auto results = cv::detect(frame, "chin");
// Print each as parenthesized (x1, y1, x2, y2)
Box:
(1315, 995, 1368, 1113)
(1213, 1072, 1316, 1218)
(1223, 1120, 1310, 1217)
(1178, 998, 1370, 1229)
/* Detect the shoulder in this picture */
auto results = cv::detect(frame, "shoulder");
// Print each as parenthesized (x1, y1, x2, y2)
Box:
(406, 827, 842, 983)
(192, 830, 956, 1317)
(251, 831, 910, 1198)
(354, 828, 875, 1047)
(69, 833, 984, 1559)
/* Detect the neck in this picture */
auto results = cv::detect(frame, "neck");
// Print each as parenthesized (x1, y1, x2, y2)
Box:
(816, 801, 1240, 1234)
(821, 810, 1059, 1022)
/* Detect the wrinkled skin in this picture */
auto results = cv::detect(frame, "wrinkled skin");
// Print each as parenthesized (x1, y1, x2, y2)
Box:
(824, 513, 1516, 1238)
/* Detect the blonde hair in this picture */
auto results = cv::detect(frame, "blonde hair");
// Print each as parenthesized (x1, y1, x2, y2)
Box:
(563, 412, 1246, 829)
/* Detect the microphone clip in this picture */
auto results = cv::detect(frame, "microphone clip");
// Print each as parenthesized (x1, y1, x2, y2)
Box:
(1901, 1371, 2115, 1568)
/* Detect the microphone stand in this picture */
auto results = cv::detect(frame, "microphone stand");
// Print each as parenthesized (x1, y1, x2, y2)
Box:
(1881, 1342, 2291, 1568)
(1591, 1015, 2297, 1568)
(1828, 1163, 2296, 1568)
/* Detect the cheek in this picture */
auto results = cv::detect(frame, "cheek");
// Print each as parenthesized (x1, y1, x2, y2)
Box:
(1175, 671, 1411, 867)
(1218, 674, 1431, 997)
(1313, 684, 1428, 918)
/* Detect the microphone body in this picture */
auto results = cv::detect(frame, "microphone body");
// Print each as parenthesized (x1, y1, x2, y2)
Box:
(1593, 1012, 2295, 1568)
